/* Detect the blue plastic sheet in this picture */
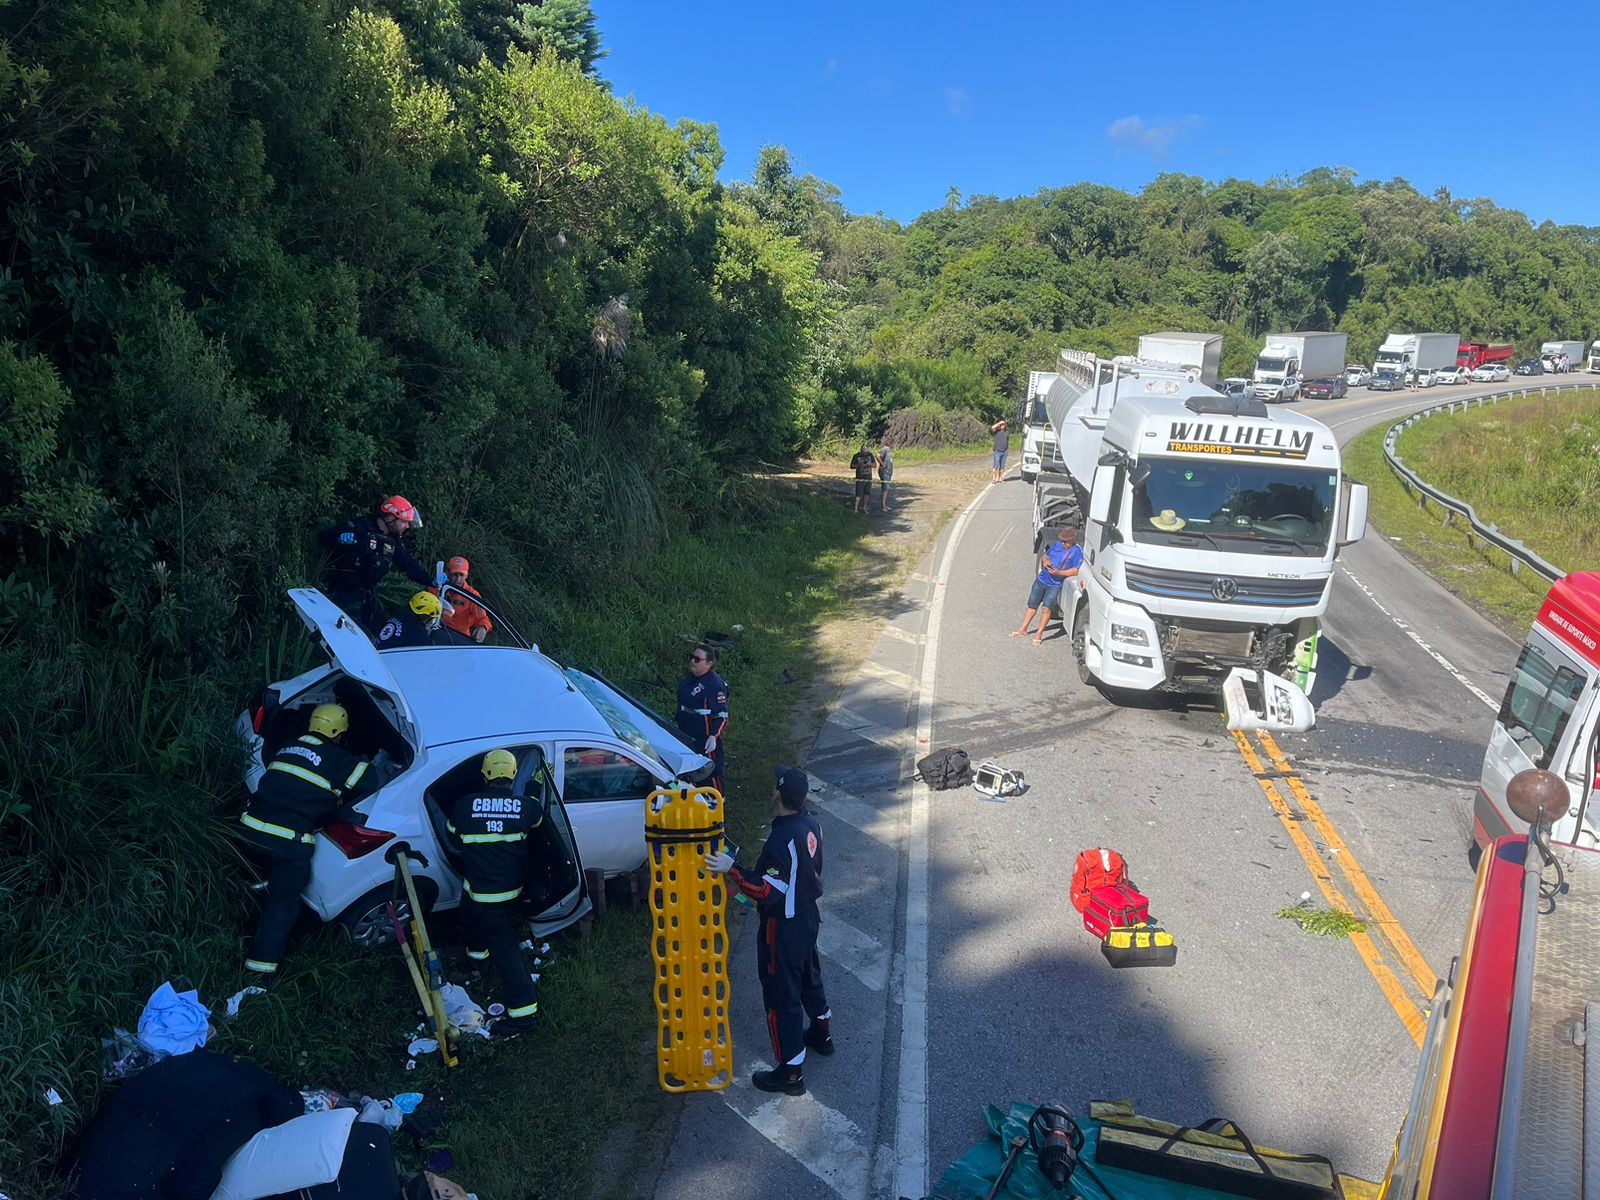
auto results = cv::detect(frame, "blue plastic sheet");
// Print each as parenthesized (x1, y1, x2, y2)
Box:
(136, 982, 211, 1058)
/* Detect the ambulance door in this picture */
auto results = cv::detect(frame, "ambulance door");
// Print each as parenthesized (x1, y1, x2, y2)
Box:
(1556, 684, 1600, 847)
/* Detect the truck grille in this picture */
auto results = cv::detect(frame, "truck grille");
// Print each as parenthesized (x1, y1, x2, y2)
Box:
(1124, 563, 1327, 607)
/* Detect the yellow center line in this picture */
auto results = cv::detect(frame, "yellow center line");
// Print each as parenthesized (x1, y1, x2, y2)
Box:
(1254, 731, 1440, 1003)
(1231, 731, 1426, 1047)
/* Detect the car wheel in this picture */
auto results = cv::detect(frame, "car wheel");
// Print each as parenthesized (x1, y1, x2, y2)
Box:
(336, 879, 440, 951)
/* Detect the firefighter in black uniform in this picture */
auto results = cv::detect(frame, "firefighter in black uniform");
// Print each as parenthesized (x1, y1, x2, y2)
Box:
(318, 494, 431, 633)
(240, 703, 379, 980)
(677, 644, 730, 793)
(446, 749, 540, 1033)
(375, 591, 447, 647)
(705, 764, 832, 1095)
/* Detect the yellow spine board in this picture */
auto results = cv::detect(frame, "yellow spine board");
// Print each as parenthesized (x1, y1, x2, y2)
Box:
(646, 787, 732, 1092)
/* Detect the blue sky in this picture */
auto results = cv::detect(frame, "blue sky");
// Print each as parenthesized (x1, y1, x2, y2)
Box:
(598, 0, 1597, 227)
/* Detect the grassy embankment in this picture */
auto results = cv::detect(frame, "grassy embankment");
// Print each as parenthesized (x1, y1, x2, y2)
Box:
(1343, 388, 1600, 631)
(5, 486, 887, 1200)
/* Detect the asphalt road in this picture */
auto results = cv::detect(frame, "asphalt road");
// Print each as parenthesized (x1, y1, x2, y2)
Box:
(650, 373, 1593, 1199)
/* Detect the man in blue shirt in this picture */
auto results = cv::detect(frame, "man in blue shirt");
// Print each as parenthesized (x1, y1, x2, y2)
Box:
(1011, 524, 1081, 646)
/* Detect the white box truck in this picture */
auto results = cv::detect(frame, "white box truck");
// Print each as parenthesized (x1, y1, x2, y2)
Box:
(1020, 369, 1059, 483)
(1370, 332, 1458, 390)
(1032, 345, 1368, 731)
(1123, 332, 1223, 386)
(1540, 340, 1585, 374)
(1588, 339, 1600, 374)
(1250, 332, 1348, 404)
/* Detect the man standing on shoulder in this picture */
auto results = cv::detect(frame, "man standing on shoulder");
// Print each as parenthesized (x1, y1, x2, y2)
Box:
(319, 495, 431, 633)
(876, 444, 894, 513)
(991, 420, 1009, 483)
(704, 765, 831, 1096)
(240, 704, 379, 982)
(678, 644, 730, 793)
(849, 444, 876, 514)
(1011, 524, 1081, 646)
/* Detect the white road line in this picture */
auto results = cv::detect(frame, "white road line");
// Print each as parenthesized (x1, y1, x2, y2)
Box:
(896, 481, 990, 1199)
(808, 780, 901, 845)
(990, 520, 1015, 554)
(827, 707, 904, 750)
(880, 625, 926, 646)
(817, 912, 890, 992)
(724, 1065, 878, 1198)
(1339, 565, 1498, 711)
(856, 659, 914, 687)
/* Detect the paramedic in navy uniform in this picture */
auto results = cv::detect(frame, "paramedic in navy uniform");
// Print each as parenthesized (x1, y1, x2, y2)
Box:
(677, 644, 729, 793)
(704, 764, 832, 1095)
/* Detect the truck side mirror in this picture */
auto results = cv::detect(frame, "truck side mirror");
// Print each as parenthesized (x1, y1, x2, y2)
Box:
(1089, 472, 1114, 525)
(1340, 482, 1369, 546)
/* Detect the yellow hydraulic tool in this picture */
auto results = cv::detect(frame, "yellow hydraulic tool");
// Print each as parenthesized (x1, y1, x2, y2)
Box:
(646, 786, 732, 1092)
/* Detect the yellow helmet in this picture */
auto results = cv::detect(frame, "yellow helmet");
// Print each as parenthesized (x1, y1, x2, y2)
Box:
(409, 591, 442, 619)
(308, 703, 349, 739)
(481, 749, 517, 783)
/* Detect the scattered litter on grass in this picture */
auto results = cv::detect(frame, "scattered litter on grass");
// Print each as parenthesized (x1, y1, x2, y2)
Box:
(407, 1037, 439, 1058)
(1274, 901, 1367, 938)
(137, 982, 210, 1057)
(439, 983, 488, 1038)
(43, 1087, 63, 1106)
(225, 987, 267, 1018)
(101, 1028, 159, 1081)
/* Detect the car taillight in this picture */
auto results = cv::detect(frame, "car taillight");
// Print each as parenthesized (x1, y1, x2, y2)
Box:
(322, 820, 395, 859)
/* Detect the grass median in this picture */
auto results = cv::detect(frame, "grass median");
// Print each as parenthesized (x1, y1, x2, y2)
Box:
(1343, 387, 1600, 631)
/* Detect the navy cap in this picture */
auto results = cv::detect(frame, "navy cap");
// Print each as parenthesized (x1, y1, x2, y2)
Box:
(775, 764, 809, 807)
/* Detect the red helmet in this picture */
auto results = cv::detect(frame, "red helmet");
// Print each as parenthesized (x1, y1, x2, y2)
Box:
(379, 495, 421, 527)
(446, 556, 470, 576)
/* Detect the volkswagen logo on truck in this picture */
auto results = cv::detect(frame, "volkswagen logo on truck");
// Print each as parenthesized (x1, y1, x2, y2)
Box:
(1211, 577, 1239, 601)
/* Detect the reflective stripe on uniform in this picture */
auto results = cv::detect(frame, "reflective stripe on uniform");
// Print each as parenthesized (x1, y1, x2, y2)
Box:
(459, 832, 527, 844)
(466, 884, 523, 903)
(344, 761, 368, 789)
(266, 760, 336, 792)
(241, 812, 316, 844)
(508, 1001, 538, 1018)
(244, 959, 278, 974)
(466, 948, 490, 961)
(681, 707, 712, 715)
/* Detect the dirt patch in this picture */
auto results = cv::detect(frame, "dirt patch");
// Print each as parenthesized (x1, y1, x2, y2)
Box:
(768, 454, 993, 751)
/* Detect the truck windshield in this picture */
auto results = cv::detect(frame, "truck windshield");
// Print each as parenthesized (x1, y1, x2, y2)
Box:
(1027, 399, 1049, 427)
(1375, 351, 1404, 364)
(1256, 357, 1291, 374)
(1496, 639, 1588, 770)
(1130, 459, 1337, 554)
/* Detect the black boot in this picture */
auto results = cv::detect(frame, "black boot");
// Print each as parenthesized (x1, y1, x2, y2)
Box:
(752, 1063, 805, 1096)
(804, 1022, 835, 1056)
(492, 1012, 539, 1039)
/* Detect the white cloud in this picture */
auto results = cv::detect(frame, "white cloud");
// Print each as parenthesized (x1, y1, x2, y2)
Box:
(945, 87, 971, 117)
(1106, 114, 1203, 158)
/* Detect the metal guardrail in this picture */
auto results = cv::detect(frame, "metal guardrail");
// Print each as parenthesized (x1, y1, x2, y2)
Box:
(1382, 380, 1600, 584)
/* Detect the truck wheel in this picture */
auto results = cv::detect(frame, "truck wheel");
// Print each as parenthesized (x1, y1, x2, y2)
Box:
(1072, 607, 1094, 687)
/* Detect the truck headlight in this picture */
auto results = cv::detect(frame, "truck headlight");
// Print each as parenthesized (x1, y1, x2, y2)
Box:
(1110, 623, 1149, 646)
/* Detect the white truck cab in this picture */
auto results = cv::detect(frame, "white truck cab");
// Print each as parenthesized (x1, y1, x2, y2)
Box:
(1475, 573, 1600, 851)
(1020, 370, 1059, 483)
(1039, 350, 1367, 731)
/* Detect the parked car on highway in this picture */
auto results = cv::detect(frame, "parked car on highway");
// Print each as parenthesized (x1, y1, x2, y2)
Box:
(1343, 365, 1371, 388)
(1432, 365, 1468, 385)
(235, 589, 713, 948)
(1471, 363, 1511, 383)
(1515, 359, 1546, 376)
(1218, 377, 1252, 401)
(1405, 368, 1437, 388)
(1300, 376, 1348, 400)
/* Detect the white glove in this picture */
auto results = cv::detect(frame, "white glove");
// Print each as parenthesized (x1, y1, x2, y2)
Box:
(704, 736, 717, 753)
(703, 851, 733, 874)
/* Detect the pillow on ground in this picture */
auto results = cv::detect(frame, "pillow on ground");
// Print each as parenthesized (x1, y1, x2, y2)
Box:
(210, 1108, 357, 1200)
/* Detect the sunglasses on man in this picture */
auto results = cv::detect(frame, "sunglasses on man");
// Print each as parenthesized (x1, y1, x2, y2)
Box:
(690, 654, 708, 663)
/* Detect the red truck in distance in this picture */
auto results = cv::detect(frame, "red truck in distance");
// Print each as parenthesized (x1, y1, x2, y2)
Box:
(1457, 341, 1516, 370)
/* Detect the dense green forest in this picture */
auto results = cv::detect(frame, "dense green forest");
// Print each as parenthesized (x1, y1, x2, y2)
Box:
(5, 0, 1600, 1185)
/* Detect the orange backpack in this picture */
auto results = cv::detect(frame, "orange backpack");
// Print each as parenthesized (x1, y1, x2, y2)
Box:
(1071, 847, 1128, 913)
